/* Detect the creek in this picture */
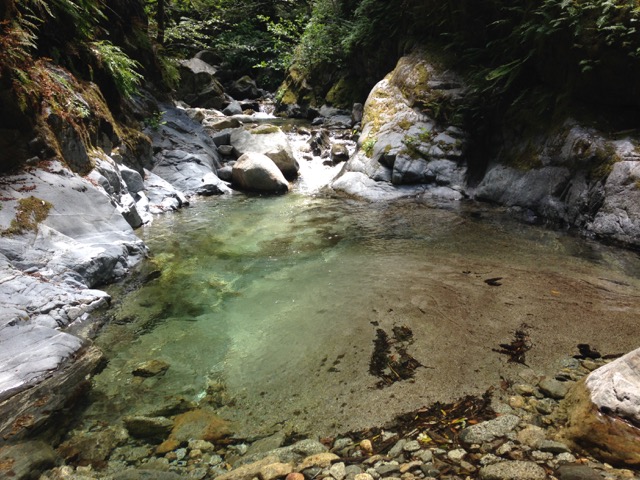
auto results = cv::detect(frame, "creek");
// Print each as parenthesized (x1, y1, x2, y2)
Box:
(76, 124, 640, 443)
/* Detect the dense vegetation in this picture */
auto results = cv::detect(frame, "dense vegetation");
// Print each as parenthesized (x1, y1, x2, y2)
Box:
(2, 0, 640, 172)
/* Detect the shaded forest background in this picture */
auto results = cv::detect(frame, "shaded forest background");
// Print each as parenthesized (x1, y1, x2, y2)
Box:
(2, 0, 640, 172)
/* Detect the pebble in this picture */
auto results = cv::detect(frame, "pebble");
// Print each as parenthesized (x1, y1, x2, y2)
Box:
(286, 473, 305, 480)
(355, 474, 374, 480)
(447, 448, 466, 462)
(516, 425, 545, 448)
(402, 440, 421, 453)
(298, 452, 340, 470)
(360, 439, 373, 454)
(418, 450, 432, 463)
(329, 461, 347, 480)
(388, 440, 406, 458)
(376, 463, 401, 476)
(513, 384, 536, 396)
(539, 439, 571, 453)
(459, 415, 521, 444)
(334, 438, 354, 450)
(538, 378, 571, 400)
(365, 468, 380, 479)
(399, 461, 421, 473)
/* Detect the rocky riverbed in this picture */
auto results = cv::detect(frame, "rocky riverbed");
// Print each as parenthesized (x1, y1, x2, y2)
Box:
(6, 352, 634, 480)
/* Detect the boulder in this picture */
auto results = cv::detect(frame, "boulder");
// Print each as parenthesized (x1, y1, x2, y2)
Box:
(330, 50, 468, 199)
(147, 106, 229, 196)
(588, 159, 640, 246)
(229, 75, 261, 100)
(330, 143, 350, 164)
(232, 153, 289, 194)
(562, 348, 640, 466)
(230, 125, 299, 179)
(177, 58, 225, 109)
(223, 100, 244, 116)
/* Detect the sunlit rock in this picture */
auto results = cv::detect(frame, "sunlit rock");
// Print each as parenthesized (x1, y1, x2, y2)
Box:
(232, 152, 289, 194)
(562, 347, 640, 466)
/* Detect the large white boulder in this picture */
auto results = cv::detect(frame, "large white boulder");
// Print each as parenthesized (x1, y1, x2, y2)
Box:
(232, 152, 289, 194)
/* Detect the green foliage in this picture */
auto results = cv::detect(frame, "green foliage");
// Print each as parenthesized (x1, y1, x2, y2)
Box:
(146, 111, 166, 130)
(294, 0, 350, 74)
(90, 41, 144, 97)
(362, 137, 376, 157)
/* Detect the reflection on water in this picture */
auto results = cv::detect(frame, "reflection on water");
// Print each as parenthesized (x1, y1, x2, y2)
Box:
(86, 192, 640, 438)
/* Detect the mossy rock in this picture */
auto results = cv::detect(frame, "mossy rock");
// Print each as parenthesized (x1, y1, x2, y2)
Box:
(248, 125, 281, 135)
(325, 76, 361, 109)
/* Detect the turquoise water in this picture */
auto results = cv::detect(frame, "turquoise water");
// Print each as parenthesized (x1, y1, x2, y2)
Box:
(85, 192, 640, 438)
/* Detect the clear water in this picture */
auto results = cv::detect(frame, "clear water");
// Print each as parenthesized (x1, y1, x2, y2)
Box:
(83, 188, 640, 439)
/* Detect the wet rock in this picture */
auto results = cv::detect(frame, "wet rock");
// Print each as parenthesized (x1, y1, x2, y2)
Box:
(57, 426, 128, 467)
(0, 344, 103, 443)
(0, 441, 57, 480)
(479, 460, 547, 480)
(132, 359, 170, 377)
(538, 377, 571, 399)
(459, 414, 521, 444)
(123, 415, 173, 439)
(223, 101, 244, 116)
(112, 470, 187, 480)
(331, 143, 350, 164)
(230, 126, 299, 179)
(286, 473, 305, 480)
(157, 408, 231, 453)
(232, 152, 289, 194)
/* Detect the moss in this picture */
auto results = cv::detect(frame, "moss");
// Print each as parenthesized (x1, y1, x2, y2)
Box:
(2, 196, 53, 236)
(398, 119, 413, 131)
(507, 142, 544, 171)
(590, 148, 620, 180)
(635, 179, 640, 190)
(362, 137, 376, 157)
(249, 125, 281, 135)
(325, 76, 360, 109)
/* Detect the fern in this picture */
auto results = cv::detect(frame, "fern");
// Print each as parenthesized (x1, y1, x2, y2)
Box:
(91, 41, 144, 97)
